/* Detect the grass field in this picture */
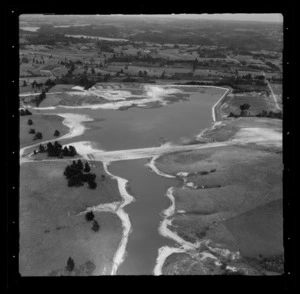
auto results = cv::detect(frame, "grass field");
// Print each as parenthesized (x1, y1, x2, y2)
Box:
(19, 160, 122, 276)
(20, 114, 70, 148)
(156, 117, 283, 274)
(220, 93, 278, 118)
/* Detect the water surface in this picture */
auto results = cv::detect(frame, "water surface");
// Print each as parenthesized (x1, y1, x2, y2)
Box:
(41, 89, 223, 151)
(109, 159, 179, 275)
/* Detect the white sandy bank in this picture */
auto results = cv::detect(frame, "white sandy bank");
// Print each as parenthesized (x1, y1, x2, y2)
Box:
(102, 162, 135, 275)
(29, 84, 228, 111)
(67, 140, 228, 163)
(146, 157, 201, 275)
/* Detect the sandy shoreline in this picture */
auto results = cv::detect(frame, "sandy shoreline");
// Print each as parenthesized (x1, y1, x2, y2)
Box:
(26, 85, 228, 111)
(102, 162, 135, 275)
(146, 158, 200, 275)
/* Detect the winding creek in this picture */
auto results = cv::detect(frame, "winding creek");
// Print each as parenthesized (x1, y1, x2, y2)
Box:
(108, 159, 179, 275)
(20, 85, 229, 275)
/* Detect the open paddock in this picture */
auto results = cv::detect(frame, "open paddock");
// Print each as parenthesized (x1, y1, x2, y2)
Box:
(20, 113, 69, 148)
(19, 160, 122, 276)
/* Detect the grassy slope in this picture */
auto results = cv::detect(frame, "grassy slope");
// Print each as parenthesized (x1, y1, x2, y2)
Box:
(156, 118, 283, 274)
(20, 114, 70, 148)
(19, 160, 122, 276)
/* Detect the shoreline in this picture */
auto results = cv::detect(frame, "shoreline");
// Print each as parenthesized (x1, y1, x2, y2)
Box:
(146, 157, 200, 275)
(26, 84, 229, 111)
(102, 162, 135, 275)
(20, 113, 93, 164)
(211, 87, 230, 122)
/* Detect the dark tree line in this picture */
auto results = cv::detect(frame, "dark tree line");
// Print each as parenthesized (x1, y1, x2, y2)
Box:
(38, 141, 77, 158)
(228, 104, 282, 119)
(20, 109, 32, 116)
(34, 89, 47, 107)
(256, 110, 282, 119)
(63, 160, 97, 189)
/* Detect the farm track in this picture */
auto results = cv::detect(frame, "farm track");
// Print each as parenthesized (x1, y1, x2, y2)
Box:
(267, 80, 281, 111)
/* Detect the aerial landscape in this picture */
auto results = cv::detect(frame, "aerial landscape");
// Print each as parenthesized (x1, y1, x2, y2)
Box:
(19, 13, 283, 276)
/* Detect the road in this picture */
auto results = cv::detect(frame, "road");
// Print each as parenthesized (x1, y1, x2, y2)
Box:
(267, 80, 282, 111)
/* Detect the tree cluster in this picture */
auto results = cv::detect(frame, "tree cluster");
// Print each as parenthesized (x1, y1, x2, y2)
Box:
(63, 160, 97, 189)
(20, 109, 32, 116)
(31, 80, 43, 89)
(33, 89, 48, 107)
(228, 107, 282, 119)
(38, 141, 77, 158)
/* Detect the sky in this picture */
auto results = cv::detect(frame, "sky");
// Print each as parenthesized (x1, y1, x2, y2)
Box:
(21, 13, 283, 24)
(183, 14, 283, 23)
(120, 14, 283, 23)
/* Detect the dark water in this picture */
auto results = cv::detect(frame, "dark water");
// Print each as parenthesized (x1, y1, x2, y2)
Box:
(42, 90, 221, 151)
(108, 159, 179, 275)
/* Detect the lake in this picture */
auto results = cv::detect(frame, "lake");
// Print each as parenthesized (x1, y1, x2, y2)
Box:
(43, 86, 224, 151)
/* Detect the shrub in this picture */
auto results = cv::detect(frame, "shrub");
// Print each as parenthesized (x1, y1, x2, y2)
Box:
(91, 220, 100, 232)
(200, 171, 209, 175)
(54, 130, 60, 137)
(88, 180, 97, 190)
(29, 128, 35, 134)
(33, 132, 43, 140)
(27, 119, 33, 125)
(85, 211, 95, 221)
(66, 257, 75, 272)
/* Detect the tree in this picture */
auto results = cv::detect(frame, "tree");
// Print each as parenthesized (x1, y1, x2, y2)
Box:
(85, 211, 95, 221)
(25, 109, 32, 115)
(34, 132, 43, 140)
(54, 130, 60, 137)
(29, 128, 35, 134)
(39, 144, 45, 152)
(91, 220, 100, 232)
(239, 103, 250, 116)
(68, 145, 77, 157)
(76, 159, 83, 171)
(27, 119, 33, 125)
(66, 257, 75, 272)
(88, 180, 97, 190)
(84, 162, 91, 173)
